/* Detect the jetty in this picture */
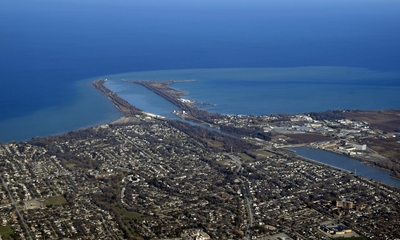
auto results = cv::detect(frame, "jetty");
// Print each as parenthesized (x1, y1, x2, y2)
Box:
(123, 79, 222, 124)
(92, 79, 143, 116)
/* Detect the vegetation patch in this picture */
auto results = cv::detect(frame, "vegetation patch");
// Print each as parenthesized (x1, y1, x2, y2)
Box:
(367, 137, 400, 158)
(253, 150, 275, 157)
(112, 206, 143, 220)
(65, 163, 76, 170)
(244, 150, 275, 160)
(219, 160, 233, 166)
(111, 205, 149, 239)
(343, 110, 400, 132)
(362, 137, 400, 173)
(0, 225, 14, 239)
(238, 153, 254, 161)
(205, 139, 224, 147)
(43, 196, 67, 206)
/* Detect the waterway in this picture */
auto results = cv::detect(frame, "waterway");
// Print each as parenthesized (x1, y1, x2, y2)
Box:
(291, 147, 400, 187)
(2, 0, 400, 143)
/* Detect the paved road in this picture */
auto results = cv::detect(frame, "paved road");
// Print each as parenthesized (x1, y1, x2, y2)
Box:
(0, 175, 32, 240)
(229, 153, 254, 239)
(241, 180, 254, 240)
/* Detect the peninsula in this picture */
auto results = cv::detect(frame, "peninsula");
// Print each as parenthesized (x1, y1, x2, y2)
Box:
(123, 79, 221, 123)
(92, 79, 143, 116)
(1, 79, 398, 239)
(120, 79, 400, 180)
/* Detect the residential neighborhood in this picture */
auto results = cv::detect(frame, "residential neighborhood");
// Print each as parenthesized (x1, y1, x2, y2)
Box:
(0, 111, 399, 239)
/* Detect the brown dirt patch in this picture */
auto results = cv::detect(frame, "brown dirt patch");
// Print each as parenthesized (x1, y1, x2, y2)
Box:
(205, 139, 224, 147)
(343, 110, 400, 132)
(364, 137, 400, 162)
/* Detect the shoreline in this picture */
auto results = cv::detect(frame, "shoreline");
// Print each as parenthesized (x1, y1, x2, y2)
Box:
(289, 147, 400, 188)
(0, 77, 122, 143)
(0, 70, 396, 179)
(277, 148, 400, 189)
(318, 146, 400, 179)
(2, 76, 399, 188)
(92, 79, 143, 117)
(123, 79, 223, 124)
(317, 147, 393, 171)
(104, 78, 400, 187)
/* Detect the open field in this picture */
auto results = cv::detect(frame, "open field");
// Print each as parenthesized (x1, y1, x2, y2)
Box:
(343, 110, 400, 132)
(65, 163, 76, 170)
(362, 137, 400, 175)
(112, 205, 148, 239)
(113, 206, 143, 220)
(366, 137, 400, 160)
(205, 139, 224, 147)
(44, 196, 67, 206)
(238, 153, 255, 161)
(0, 226, 14, 239)
(252, 150, 275, 158)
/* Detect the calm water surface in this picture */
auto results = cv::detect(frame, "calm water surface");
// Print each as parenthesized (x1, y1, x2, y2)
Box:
(1, 0, 400, 142)
(291, 147, 400, 187)
(1, 67, 399, 143)
(103, 67, 400, 116)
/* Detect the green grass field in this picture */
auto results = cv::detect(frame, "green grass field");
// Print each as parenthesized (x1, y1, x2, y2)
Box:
(65, 163, 76, 170)
(0, 225, 14, 239)
(43, 196, 67, 206)
(112, 205, 149, 239)
(112, 206, 143, 219)
(238, 153, 254, 161)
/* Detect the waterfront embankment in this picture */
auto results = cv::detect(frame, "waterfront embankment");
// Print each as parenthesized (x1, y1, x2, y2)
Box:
(290, 147, 400, 187)
(123, 80, 222, 124)
(92, 79, 143, 117)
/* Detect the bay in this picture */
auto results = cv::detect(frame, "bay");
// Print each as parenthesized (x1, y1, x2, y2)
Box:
(1, 0, 400, 142)
(103, 67, 400, 116)
(1, 67, 399, 143)
(104, 80, 180, 120)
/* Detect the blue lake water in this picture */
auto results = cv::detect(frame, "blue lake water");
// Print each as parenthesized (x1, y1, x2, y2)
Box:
(0, 78, 123, 143)
(0, 0, 400, 142)
(291, 147, 400, 187)
(0, 67, 399, 143)
(104, 79, 180, 120)
(102, 67, 400, 116)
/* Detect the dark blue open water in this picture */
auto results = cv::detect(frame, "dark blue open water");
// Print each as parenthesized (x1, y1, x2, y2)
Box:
(0, 0, 400, 142)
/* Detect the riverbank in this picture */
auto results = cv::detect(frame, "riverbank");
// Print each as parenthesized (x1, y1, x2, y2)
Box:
(90, 77, 400, 188)
(284, 148, 352, 173)
(317, 144, 400, 180)
(107, 77, 400, 183)
(290, 147, 400, 188)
